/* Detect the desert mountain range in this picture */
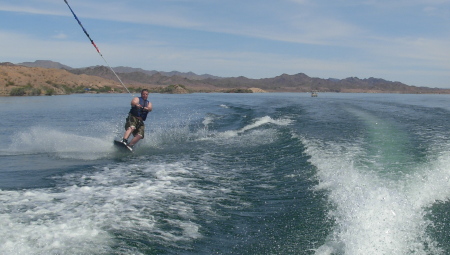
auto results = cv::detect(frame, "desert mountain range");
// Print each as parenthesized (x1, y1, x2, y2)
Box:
(1, 60, 449, 96)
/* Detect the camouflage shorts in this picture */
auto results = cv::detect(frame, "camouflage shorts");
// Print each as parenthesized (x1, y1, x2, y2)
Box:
(125, 114, 145, 138)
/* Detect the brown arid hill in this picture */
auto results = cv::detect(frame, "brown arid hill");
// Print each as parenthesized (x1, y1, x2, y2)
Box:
(0, 63, 125, 96)
(0, 63, 217, 96)
(74, 66, 445, 94)
(2, 61, 450, 96)
(153, 84, 190, 94)
(249, 87, 267, 93)
(202, 73, 450, 94)
(68, 66, 219, 92)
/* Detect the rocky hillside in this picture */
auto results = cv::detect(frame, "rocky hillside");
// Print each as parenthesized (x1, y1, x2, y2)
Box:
(18, 60, 73, 70)
(67, 65, 217, 91)
(63, 62, 450, 94)
(2, 60, 449, 96)
(0, 63, 126, 96)
(202, 73, 447, 93)
(0, 62, 194, 96)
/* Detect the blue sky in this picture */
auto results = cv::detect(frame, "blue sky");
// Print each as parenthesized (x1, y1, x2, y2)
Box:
(1, 0, 450, 88)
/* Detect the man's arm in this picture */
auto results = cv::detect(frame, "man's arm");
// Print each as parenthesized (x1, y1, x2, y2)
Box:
(145, 102, 153, 112)
(131, 97, 140, 107)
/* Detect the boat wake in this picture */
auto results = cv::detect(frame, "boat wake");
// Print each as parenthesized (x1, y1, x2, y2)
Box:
(4, 126, 117, 160)
(302, 136, 450, 255)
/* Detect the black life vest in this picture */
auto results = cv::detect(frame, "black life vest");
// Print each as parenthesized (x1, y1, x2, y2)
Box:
(129, 97, 149, 121)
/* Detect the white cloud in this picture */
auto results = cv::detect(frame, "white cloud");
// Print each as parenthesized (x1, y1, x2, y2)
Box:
(52, 33, 68, 39)
(285, 0, 311, 4)
(0, 30, 98, 65)
(1, 0, 450, 87)
(362, 35, 450, 68)
(0, 2, 65, 15)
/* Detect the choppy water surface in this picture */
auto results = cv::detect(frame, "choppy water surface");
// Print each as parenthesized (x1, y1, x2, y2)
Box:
(1, 93, 450, 254)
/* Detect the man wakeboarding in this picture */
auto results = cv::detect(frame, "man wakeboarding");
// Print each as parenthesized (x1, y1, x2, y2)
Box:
(120, 89, 153, 149)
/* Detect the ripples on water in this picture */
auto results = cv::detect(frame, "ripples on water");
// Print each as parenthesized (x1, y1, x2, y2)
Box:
(1, 93, 450, 254)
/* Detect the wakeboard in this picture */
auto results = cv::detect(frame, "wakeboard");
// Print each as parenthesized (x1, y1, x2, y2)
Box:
(114, 140, 133, 152)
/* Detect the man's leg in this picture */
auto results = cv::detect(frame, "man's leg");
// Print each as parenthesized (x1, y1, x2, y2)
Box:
(123, 127, 135, 143)
(128, 134, 142, 147)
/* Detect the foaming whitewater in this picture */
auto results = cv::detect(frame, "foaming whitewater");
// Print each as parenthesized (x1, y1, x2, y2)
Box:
(5, 126, 119, 160)
(406, 148, 450, 209)
(302, 137, 450, 255)
(218, 115, 292, 138)
(3, 93, 450, 254)
(0, 157, 238, 255)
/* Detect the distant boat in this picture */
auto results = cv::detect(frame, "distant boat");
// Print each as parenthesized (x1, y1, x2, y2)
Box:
(311, 92, 318, 97)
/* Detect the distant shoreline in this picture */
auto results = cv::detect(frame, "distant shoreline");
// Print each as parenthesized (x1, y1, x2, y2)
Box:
(2, 62, 450, 96)
(4, 90, 450, 98)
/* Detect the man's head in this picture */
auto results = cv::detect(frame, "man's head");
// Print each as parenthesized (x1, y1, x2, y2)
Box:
(141, 89, 149, 100)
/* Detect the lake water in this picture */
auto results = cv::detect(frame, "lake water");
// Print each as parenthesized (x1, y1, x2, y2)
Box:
(1, 92, 450, 254)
